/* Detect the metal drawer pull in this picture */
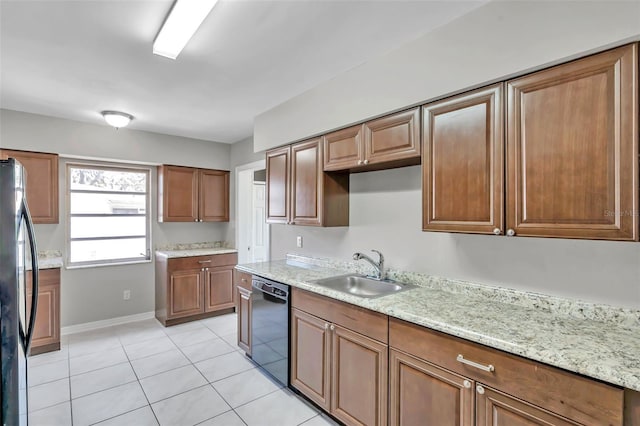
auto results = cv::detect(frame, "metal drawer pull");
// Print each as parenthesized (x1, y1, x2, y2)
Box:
(198, 260, 212, 264)
(456, 354, 495, 372)
(463, 380, 471, 389)
(477, 385, 485, 394)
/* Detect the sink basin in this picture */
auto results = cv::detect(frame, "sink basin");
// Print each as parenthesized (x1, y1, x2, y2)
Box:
(310, 274, 416, 299)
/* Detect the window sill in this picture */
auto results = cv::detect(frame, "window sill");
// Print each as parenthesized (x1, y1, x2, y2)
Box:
(65, 259, 152, 270)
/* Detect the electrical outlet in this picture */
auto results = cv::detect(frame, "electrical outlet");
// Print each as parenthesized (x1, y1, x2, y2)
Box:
(296, 236, 303, 248)
(123, 290, 131, 300)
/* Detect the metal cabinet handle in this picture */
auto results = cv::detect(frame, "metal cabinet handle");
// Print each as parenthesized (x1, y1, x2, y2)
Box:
(201, 268, 205, 272)
(477, 385, 485, 395)
(506, 229, 515, 237)
(324, 323, 329, 330)
(194, 219, 198, 222)
(456, 354, 495, 372)
(363, 159, 369, 165)
(357, 160, 363, 165)
(493, 228, 501, 235)
(463, 380, 471, 389)
(198, 260, 212, 264)
(330, 324, 335, 331)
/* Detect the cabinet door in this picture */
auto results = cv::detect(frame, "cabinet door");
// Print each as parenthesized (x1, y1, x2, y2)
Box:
(423, 84, 504, 235)
(266, 146, 291, 224)
(1, 150, 58, 224)
(237, 286, 252, 355)
(365, 108, 421, 166)
(26, 269, 60, 353)
(291, 139, 322, 226)
(323, 124, 364, 171)
(200, 169, 229, 222)
(291, 308, 332, 411)
(331, 324, 388, 426)
(168, 269, 204, 319)
(158, 165, 199, 222)
(389, 349, 473, 426)
(204, 266, 234, 312)
(476, 385, 580, 426)
(507, 44, 638, 240)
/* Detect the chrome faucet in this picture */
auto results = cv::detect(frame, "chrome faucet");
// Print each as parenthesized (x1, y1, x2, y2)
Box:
(353, 250, 385, 280)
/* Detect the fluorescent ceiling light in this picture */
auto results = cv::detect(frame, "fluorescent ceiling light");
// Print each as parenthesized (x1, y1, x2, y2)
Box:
(102, 111, 134, 129)
(153, 0, 218, 60)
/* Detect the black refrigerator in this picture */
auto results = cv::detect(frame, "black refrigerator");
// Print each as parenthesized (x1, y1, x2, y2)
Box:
(1, 158, 39, 426)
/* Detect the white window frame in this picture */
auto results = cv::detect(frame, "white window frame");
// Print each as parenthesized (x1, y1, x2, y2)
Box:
(66, 161, 152, 268)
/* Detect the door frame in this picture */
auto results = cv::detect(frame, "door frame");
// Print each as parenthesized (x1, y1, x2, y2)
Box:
(235, 159, 269, 264)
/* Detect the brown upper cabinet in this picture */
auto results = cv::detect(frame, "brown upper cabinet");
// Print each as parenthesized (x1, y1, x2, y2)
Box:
(1, 149, 59, 224)
(506, 43, 638, 240)
(422, 84, 504, 235)
(158, 165, 229, 222)
(266, 139, 349, 226)
(323, 108, 421, 172)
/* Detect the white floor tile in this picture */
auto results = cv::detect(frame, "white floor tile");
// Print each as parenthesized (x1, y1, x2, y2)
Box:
(118, 327, 167, 346)
(163, 321, 206, 336)
(195, 351, 255, 383)
(217, 332, 240, 349)
(71, 382, 148, 426)
(213, 368, 281, 408)
(235, 389, 317, 426)
(70, 362, 137, 398)
(69, 336, 122, 358)
(28, 378, 70, 412)
(200, 314, 237, 336)
(180, 338, 235, 363)
(151, 385, 230, 426)
(130, 348, 190, 379)
(94, 406, 159, 426)
(168, 327, 217, 348)
(300, 414, 341, 426)
(28, 401, 72, 426)
(197, 410, 245, 426)
(69, 346, 128, 376)
(139, 364, 207, 403)
(124, 335, 177, 360)
(29, 359, 69, 387)
(28, 347, 68, 367)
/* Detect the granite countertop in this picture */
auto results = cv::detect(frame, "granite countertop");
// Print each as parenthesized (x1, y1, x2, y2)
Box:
(155, 241, 237, 259)
(27, 250, 63, 270)
(236, 255, 640, 392)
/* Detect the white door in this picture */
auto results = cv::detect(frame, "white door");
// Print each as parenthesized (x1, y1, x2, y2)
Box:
(251, 182, 267, 262)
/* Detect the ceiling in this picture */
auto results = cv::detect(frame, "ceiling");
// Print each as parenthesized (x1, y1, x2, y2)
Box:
(0, 0, 484, 144)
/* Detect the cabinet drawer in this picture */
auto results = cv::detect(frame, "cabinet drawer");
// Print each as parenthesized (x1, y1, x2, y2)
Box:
(167, 253, 237, 271)
(389, 318, 623, 426)
(234, 270, 252, 291)
(292, 288, 388, 343)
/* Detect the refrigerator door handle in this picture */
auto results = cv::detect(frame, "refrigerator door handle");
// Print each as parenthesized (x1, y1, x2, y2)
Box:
(21, 201, 38, 352)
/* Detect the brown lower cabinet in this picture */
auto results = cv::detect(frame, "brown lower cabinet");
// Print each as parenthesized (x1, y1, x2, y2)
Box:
(234, 270, 252, 355)
(27, 268, 61, 355)
(291, 288, 388, 426)
(155, 253, 237, 326)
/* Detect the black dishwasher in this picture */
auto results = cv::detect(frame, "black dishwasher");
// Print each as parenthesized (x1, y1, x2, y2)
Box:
(251, 276, 289, 386)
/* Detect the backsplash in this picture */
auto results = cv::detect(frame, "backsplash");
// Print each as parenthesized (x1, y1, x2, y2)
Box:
(155, 241, 231, 251)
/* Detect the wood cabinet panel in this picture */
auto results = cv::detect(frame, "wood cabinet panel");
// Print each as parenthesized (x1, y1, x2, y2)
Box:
(158, 165, 199, 222)
(291, 308, 332, 411)
(323, 124, 364, 171)
(423, 84, 504, 234)
(506, 43, 638, 240)
(389, 318, 623, 426)
(26, 268, 60, 354)
(200, 169, 229, 222)
(1, 150, 59, 224)
(390, 349, 474, 426)
(476, 385, 580, 426)
(331, 324, 388, 426)
(168, 253, 237, 271)
(168, 269, 204, 319)
(266, 146, 291, 223)
(291, 139, 322, 225)
(237, 286, 252, 355)
(365, 108, 420, 166)
(205, 267, 234, 312)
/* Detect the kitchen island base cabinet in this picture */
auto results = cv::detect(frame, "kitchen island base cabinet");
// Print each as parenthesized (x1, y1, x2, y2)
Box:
(156, 253, 237, 327)
(27, 268, 61, 355)
(234, 270, 253, 355)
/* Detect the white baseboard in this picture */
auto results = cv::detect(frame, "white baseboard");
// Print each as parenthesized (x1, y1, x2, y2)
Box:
(61, 311, 156, 336)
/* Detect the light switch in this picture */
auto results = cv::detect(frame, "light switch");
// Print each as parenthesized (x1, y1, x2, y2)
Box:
(296, 236, 303, 248)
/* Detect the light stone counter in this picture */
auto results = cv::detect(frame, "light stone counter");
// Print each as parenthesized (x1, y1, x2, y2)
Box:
(236, 255, 640, 392)
(27, 250, 63, 270)
(155, 241, 237, 259)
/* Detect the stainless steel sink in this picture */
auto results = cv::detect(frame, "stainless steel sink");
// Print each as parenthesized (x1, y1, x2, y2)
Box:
(311, 274, 416, 298)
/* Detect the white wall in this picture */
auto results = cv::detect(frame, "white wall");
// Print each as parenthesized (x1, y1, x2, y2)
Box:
(0, 109, 232, 326)
(254, 0, 640, 151)
(272, 167, 640, 308)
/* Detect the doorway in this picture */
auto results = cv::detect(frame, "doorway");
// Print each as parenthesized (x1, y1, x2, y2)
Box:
(236, 160, 269, 264)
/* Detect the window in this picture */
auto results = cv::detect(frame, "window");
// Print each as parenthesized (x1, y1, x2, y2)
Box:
(67, 163, 151, 267)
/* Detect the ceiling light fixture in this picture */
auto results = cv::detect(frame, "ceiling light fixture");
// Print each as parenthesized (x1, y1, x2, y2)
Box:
(101, 111, 134, 129)
(153, 0, 219, 60)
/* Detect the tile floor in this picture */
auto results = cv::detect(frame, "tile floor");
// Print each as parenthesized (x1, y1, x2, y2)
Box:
(27, 313, 339, 426)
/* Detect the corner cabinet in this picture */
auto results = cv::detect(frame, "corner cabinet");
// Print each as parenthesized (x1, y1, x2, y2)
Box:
(158, 165, 229, 223)
(0, 149, 59, 224)
(266, 139, 349, 226)
(233, 269, 252, 355)
(27, 268, 61, 355)
(155, 252, 237, 326)
(291, 288, 388, 426)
